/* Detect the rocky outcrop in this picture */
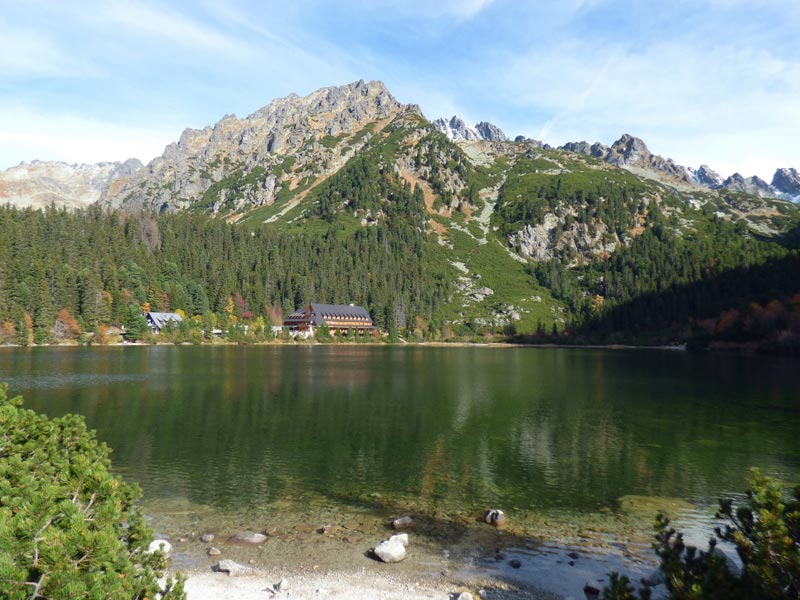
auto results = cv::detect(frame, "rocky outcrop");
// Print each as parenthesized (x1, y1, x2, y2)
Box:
(721, 173, 773, 197)
(102, 80, 407, 212)
(557, 134, 799, 202)
(475, 121, 508, 142)
(560, 141, 609, 159)
(434, 116, 482, 141)
(559, 135, 692, 182)
(690, 164, 723, 188)
(0, 159, 142, 209)
(772, 168, 800, 199)
(434, 116, 507, 142)
(605, 134, 693, 183)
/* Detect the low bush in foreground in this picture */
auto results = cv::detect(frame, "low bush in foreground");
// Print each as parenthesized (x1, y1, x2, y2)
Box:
(605, 469, 800, 599)
(0, 384, 185, 600)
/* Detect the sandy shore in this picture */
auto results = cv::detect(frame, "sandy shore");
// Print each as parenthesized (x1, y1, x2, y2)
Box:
(183, 567, 559, 600)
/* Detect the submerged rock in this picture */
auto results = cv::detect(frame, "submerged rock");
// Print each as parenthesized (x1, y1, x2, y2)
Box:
(215, 559, 253, 577)
(200, 533, 215, 543)
(583, 584, 601, 599)
(392, 516, 414, 530)
(229, 532, 268, 544)
(207, 547, 221, 556)
(484, 509, 506, 527)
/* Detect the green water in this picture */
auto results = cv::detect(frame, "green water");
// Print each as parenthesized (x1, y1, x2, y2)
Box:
(1, 345, 798, 526)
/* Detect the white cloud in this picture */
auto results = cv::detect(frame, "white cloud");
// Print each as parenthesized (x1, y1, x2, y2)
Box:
(0, 105, 176, 169)
(0, 23, 98, 78)
(88, 0, 251, 58)
(491, 36, 800, 178)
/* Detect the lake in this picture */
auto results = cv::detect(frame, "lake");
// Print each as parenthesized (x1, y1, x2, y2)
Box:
(2, 345, 799, 567)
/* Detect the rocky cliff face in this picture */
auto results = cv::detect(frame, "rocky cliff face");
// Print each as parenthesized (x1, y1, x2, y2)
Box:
(556, 134, 799, 202)
(434, 116, 507, 142)
(689, 164, 723, 188)
(560, 135, 693, 183)
(772, 168, 800, 200)
(102, 80, 407, 212)
(720, 173, 773, 197)
(0, 159, 142, 209)
(2, 81, 798, 214)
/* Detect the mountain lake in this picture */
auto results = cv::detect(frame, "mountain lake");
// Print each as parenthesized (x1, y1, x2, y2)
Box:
(2, 345, 798, 595)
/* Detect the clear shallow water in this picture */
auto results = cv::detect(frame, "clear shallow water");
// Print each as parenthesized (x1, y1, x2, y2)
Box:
(1, 345, 798, 531)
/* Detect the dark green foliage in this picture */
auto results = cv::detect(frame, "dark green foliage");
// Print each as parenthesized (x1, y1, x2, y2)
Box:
(564, 219, 799, 342)
(198, 165, 267, 212)
(319, 134, 342, 149)
(604, 470, 800, 599)
(602, 573, 651, 599)
(0, 203, 450, 338)
(123, 304, 148, 340)
(0, 384, 185, 599)
(494, 159, 652, 241)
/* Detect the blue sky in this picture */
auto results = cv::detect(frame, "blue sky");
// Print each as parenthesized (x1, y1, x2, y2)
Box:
(1, 0, 798, 179)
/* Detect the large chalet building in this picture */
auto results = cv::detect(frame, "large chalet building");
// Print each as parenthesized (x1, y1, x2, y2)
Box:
(283, 303, 374, 337)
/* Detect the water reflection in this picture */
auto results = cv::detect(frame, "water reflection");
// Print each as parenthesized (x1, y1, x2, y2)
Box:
(1, 346, 798, 518)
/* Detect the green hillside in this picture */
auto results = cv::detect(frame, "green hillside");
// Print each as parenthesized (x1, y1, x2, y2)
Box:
(0, 112, 798, 349)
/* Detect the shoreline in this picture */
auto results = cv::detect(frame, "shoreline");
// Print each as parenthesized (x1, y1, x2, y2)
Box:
(145, 493, 693, 600)
(0, 339, 688, 352)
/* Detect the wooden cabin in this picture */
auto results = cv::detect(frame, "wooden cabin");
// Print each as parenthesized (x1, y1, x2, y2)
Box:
(283, 303, 374, 337)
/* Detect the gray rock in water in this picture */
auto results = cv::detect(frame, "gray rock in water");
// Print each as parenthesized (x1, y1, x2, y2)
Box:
(374, 539, 407, 563)
(457, 593, 475, 600)
(207, 547, 221, 556)
(215, 559, 253, 577)
(200, 533, 215, 543)
(484, 509, 506, 527)
(583, 584, 601, 599)
(229, 532, 268, 544)
(711, 547, 742, 577)
(392, 516, 414, 530)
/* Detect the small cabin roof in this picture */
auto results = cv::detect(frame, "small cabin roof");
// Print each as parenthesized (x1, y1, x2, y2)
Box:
(147, 312, 183, 329)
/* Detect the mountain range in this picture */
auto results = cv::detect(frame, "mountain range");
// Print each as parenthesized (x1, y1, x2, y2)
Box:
(1, 80, 797, 211)
(0, 80, 798, 346)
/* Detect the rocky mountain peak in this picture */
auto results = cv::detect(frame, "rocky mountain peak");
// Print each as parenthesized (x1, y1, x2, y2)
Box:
(475, 121, 509, 142)
(720, 173, 773, 197)
(559, 141, 609, 159)
(0, 159, 143, 209)
(772, 168, 800, 197)
(434, 116, 507, 142)
(101, 80, 409, 211)
(693, 164, 723, 188)
(606, 134, 652, 166)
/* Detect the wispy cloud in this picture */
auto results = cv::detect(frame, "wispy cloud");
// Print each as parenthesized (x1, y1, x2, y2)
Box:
(88, 0, 250, 57)
(0, 104, 176, 167)
(0, 23, 98, 78)
(488, 33, 800, 178)
(0, 0, 797, 177)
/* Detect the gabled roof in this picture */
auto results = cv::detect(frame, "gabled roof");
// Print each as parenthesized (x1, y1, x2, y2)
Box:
(146, 312, 183, 329)
(309, 303, 371, 326)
